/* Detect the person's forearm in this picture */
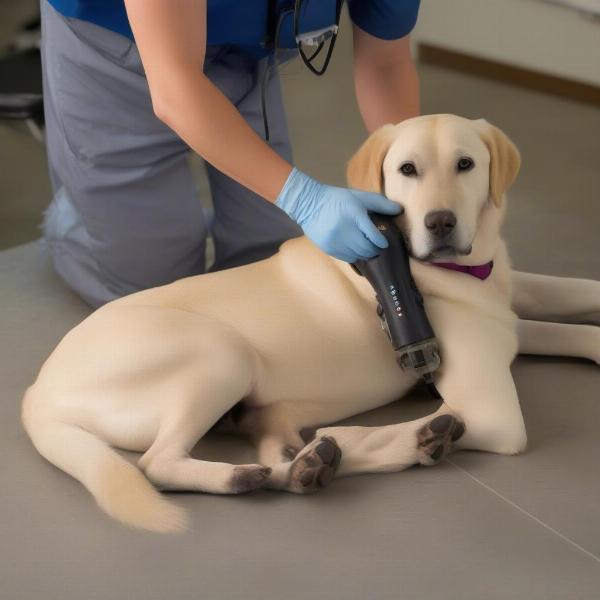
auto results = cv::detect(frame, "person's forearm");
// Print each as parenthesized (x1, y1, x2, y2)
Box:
(122, 0, 403, 265)
(354, 58, 420, 131)
(154, 69, 292, 202)
(353, 29, 420, 132)
(124, 0, 291, 203)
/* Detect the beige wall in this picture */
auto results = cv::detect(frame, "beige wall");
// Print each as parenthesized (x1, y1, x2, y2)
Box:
(412, 0, 600, 86)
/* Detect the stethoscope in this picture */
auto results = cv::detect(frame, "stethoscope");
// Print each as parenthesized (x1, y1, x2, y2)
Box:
(261, 0, 344, 140)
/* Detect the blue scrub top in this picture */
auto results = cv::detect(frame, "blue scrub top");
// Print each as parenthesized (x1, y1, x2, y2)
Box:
(46, 0, 420, 56)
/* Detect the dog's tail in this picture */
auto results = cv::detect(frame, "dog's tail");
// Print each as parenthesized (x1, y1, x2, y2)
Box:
(22, 388, 188, 533)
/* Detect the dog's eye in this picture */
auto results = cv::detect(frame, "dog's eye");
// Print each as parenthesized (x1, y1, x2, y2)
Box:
(457, 157, 474, 172)
(399, 162, 417, 177)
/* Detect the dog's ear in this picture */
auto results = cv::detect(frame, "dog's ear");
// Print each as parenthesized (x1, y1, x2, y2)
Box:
(346, 124, 396, 193)
(474, 119, 521, 207)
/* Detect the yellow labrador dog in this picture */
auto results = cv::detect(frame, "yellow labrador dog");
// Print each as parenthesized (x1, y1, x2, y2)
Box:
(23, 115, 600, 532)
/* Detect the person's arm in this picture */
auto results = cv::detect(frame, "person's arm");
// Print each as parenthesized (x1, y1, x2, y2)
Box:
(352, 26, 420, 132)
(124, 0, 291, 202)
(124, 0, 402, 262)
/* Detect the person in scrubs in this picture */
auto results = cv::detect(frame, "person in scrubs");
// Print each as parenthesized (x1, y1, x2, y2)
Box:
(40, 0, 421, 307)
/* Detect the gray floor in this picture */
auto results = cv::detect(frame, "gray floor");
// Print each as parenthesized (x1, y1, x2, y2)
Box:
(1, 5, 600, 600)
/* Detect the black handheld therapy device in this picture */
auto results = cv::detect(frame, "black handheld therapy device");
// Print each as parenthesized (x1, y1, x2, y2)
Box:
(352, 213, 442, 397)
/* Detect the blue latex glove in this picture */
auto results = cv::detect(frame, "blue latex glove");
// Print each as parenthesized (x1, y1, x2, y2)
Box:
(276, 168, 403, 262)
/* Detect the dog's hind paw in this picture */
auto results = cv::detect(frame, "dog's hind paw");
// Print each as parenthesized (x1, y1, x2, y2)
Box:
(287, 436, 342, 494)
(231, 465, 272, 493)
(417, 414, 465, 466)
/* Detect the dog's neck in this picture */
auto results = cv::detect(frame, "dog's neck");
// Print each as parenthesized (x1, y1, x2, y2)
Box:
(341, 256, 495, 299)
(338, 247, 503, 309)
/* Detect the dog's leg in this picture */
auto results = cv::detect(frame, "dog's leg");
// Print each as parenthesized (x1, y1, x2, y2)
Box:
(341, 326, 528, 481)
(308, 407, 465, 479)
(139, 434, 272, 495)
(252, 432, 344, 493)
(439, 330, 528, 456)
(449, 380, 527, 456)
(308, 365, 527, 479)
(286, 372, 521, 482)
(512, 271, 600, 324)
(138, 406, 272, 494)
(257, 365, 523, 485)
(255, 432, 309, 489)
(262, 331, 525, 484)
(256, 406, 465, 486)
(226, 403, 314, 490)
(518, 319, 600, 364)
(138, 346, 272, 494)
(253, 420, 344, 492)
(327, 330, 527, 485)
(212, 400, 343, 494)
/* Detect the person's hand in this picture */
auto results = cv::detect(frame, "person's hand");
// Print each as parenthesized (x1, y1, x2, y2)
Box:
(276, 168, 403, 262)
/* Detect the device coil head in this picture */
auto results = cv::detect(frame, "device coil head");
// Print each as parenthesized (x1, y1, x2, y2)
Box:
(396, 339, 441, 378)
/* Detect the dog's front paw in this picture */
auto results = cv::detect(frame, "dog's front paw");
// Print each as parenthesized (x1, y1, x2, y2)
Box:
(417, 414, 465, 466)
(287, 436, 342, 494)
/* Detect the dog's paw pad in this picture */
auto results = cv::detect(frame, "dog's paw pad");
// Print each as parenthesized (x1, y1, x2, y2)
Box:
(417, 415, 465, 466)
(231, 465, 272, 493)
(430, 444, 444, 461)
(451, 421, 465, 442)
(429, 414, 454, 434)
(288, 436, 341, 493)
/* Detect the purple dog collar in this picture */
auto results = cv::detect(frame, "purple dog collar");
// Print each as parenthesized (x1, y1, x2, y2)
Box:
(430, 260, 494, 280)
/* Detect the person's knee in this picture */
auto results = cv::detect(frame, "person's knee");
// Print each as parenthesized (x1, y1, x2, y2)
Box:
(44, 187, 209, 306)
(47, 245, 119, 308)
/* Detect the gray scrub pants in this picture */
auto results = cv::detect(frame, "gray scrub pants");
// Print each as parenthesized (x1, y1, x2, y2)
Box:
(40, 1, 301, 307)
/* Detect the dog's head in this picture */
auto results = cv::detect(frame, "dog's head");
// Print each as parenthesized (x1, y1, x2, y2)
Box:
(347, 114, 520, 263)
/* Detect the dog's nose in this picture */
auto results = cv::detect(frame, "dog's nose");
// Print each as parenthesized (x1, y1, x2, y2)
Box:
(424, 210, 457, 238)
